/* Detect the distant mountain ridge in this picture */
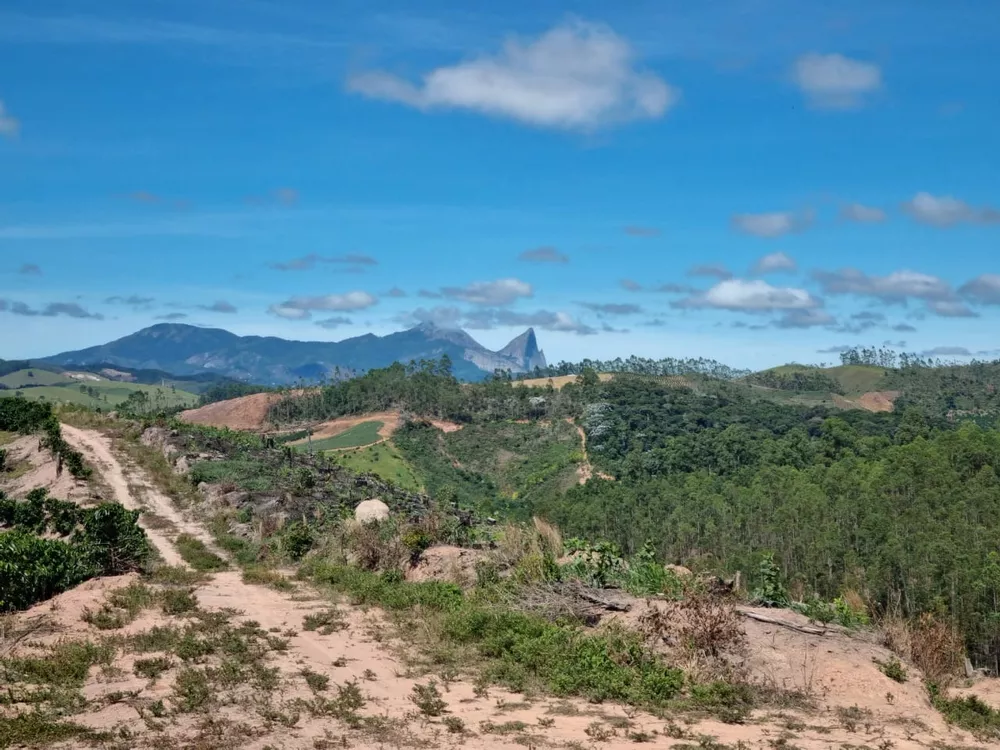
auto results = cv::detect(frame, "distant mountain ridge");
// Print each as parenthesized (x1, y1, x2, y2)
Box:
(42, 322, 547, 384)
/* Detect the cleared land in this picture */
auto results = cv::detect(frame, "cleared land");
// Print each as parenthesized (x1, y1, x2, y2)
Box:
(334, 441, 424, 491)
(0, 368, 70, 388)
(515, 373, 614, 389)
(179, 392, 288, 431)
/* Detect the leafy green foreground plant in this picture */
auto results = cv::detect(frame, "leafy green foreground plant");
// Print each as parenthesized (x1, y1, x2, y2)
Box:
(306, 563, 684, 708)
(0, 496, 151, 611)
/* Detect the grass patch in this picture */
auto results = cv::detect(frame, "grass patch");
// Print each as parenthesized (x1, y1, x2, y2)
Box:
(174, 534, 228, 572)
(134, 656, 173, 681)
(296, 421, 384, 452)
(1, 640, 115, 688)
(160, 588, 199, 615)
(305, 563, 684, 709)
(145, 565, 209, 586)
(334, 441, 423, 492)
(0, 712, 101, 748)
(242, 567, 295, 591)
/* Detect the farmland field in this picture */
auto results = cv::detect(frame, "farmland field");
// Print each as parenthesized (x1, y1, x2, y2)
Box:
(294, 420, 384, 451)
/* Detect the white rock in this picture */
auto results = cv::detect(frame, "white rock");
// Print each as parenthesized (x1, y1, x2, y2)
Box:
(355, 499, 390, 525)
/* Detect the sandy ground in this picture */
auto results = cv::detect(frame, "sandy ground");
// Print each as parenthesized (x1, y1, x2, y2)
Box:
(832, 390, 901, 413)
(568, 419, 615, 484)
(3, 427, 999, 749)
(179, 392, 291, 431)
(515, 373, 615, 390)
(3, 434, 88, 501)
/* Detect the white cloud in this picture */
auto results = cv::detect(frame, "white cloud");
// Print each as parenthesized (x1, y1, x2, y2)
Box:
(0, 101, 18, 137)
(676, 279, 819, 311)
(792, 53, 881, 109)
(813, 268, 953, 302)
(902, 192, 1000, 227)
(268, 291, 377, 320)
(731, 209, 813, 238)
(840, 203, 886, 223)
(752, 252, 797, 275)
(441, 278, 533, 306)
(347, 20, 678, 131)
(465, 308, 596, 335)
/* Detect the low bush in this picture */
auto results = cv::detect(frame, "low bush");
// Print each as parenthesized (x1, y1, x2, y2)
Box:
(930, 689, 1000, 739)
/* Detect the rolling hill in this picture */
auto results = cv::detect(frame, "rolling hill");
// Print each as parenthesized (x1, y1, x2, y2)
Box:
(42, 322, 548, 384)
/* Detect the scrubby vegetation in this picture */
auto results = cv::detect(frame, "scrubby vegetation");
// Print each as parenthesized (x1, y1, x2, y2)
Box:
(0, 398, 90, 478)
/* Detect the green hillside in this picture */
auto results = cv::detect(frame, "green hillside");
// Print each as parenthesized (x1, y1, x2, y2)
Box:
(0, 368, 71, 388)
(0, 380, 197, 410)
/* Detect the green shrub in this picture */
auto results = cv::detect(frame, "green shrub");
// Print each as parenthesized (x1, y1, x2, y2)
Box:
(76, 503, 151, 575)
(751, 553, 789, 607)
(281, 521, 314, 562)
(931, 690, 1000, 739)
(0, 530, 94, 611)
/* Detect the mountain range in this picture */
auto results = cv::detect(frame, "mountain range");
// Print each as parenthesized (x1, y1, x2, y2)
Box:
(42, 323, 547, 384)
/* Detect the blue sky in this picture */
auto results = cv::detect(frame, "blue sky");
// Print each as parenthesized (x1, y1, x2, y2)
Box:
(1, 0, 999, 369)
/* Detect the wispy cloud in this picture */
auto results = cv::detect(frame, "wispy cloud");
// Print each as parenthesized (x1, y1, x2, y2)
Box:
(105, 295, 155, 309)
(441, 278, 533, 306)
(199, 300, 238, 314)
(840, 203, 886, 223)
(688, 263, 733, 280)
(623, 225, 660, 237)
(155, 312, 188, 321)
(518, 246, 569, 263)
(348, 20, 677, 131)
(620, 279, 642, 292)
(751, 252, 797, 275)
(812, 267, 953, 303)
(731, 209, 814, 238)
(0, 100, 19, 138)
(268, 253, 378, 271)
(18, 263, 42, 275)
(0, 299, 103, 320)
(577, 302, 643, 315)
(316, 316, 353, 329)
(902, 192, 1000, 227)
(792, 53, 882, 109)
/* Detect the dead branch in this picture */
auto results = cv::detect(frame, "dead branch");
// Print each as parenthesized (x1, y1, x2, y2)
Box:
(738, 609, 828, 636)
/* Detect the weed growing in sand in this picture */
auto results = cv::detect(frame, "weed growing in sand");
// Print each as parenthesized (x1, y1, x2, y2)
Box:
(1, 640, 115, 688)
(302, 608, 346, 635)
(411, 681, 448, 716)
(443, 716, 466, 733)
(160, 587, 198, 615)
(301, 668, 330, 692)
(874, 656, 908, 683)
(134, 656, 173, 681)
(173, 666, 213, 712)
(175, 534, 228, 572)
(0, 713, 103, 748)
(243, 567, 295, 591)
